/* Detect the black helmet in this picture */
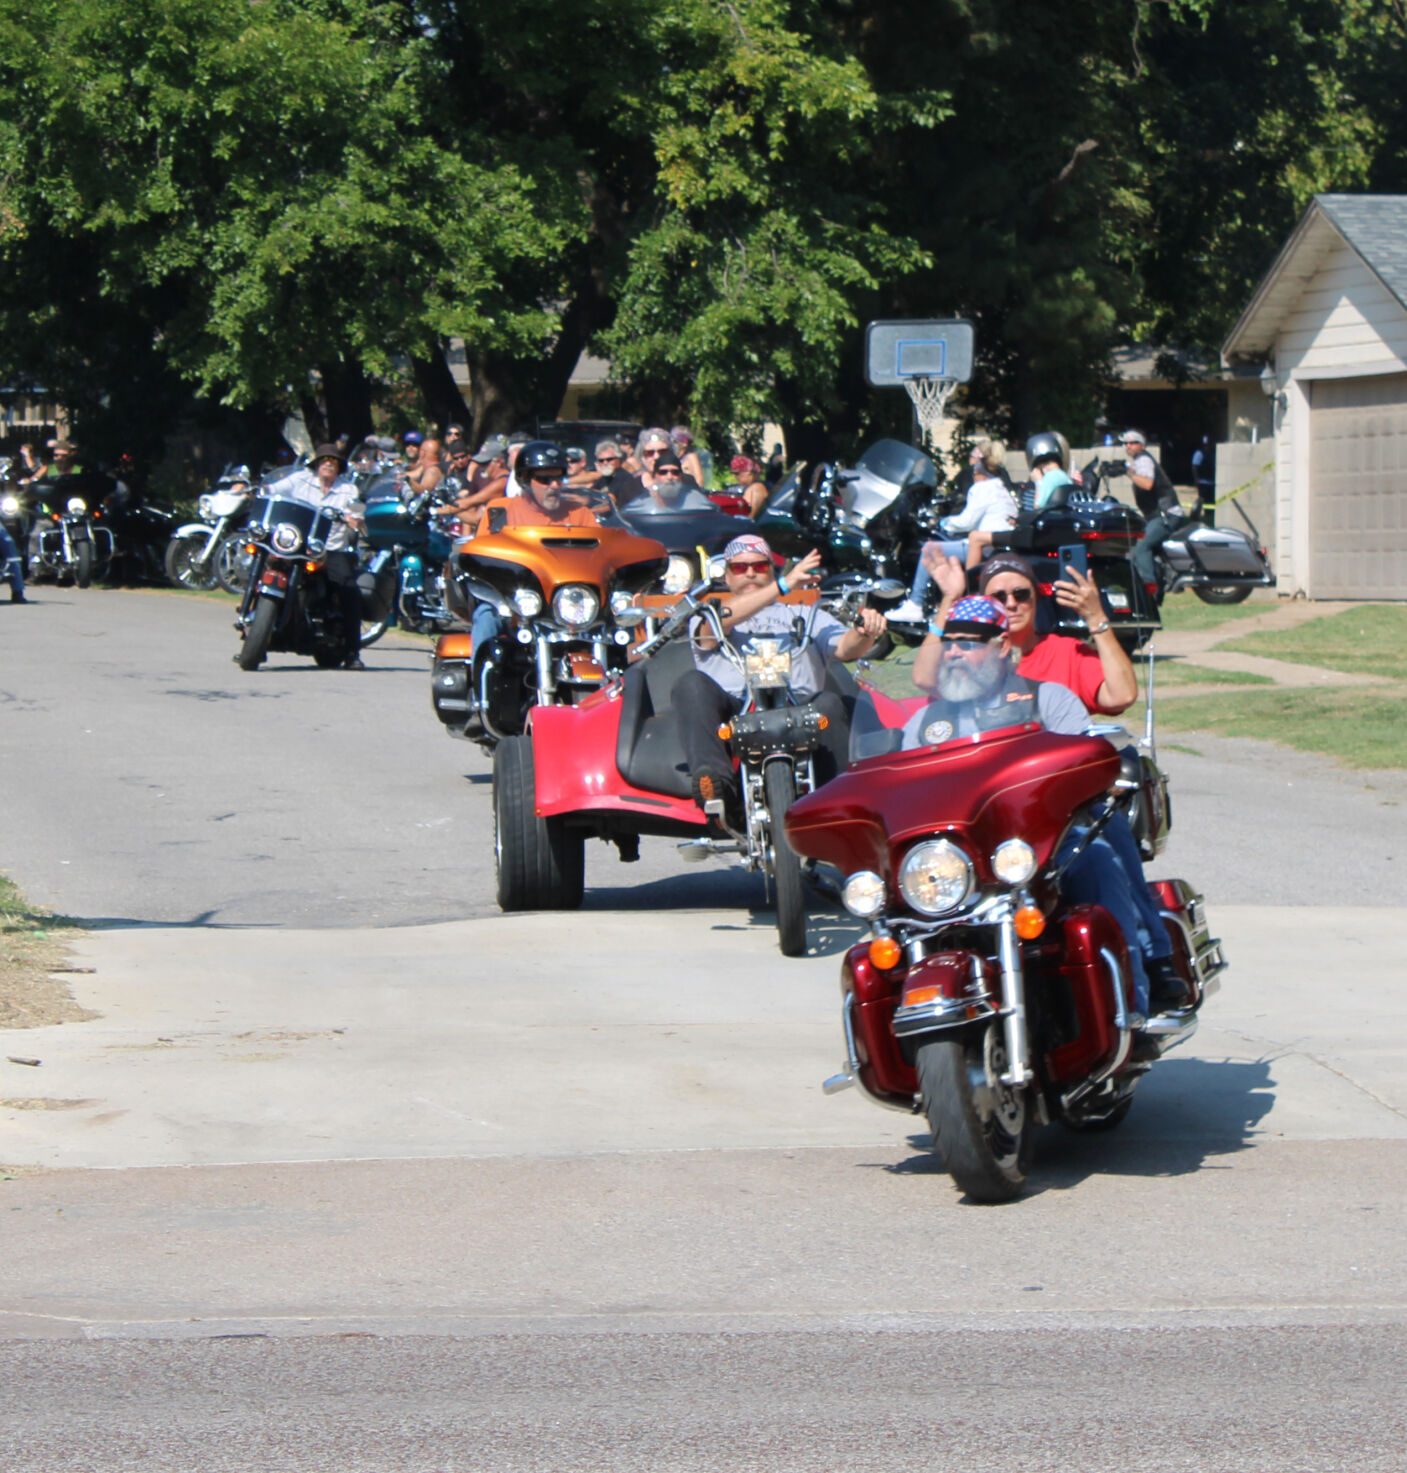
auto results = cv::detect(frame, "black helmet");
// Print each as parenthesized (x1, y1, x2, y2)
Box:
(513, 439, 569, 495)
(1024, 430, 1069, 472)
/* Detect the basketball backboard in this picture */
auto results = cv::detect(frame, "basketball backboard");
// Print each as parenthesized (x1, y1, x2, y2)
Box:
(865, 318, 975, 387)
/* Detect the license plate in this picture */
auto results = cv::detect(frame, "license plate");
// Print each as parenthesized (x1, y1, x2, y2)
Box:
(1106, 590, 1129, 609)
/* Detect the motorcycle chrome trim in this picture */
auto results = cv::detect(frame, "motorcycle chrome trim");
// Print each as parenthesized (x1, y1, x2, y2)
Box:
(829, 992, 920, 1113)
(1138, 1009, 1199, 1054)
(1059, 946, 1135, 1113)
(677, 837, 744, 862)
(996, 908, 1034, 1088)
(891, 988, 997, 1039)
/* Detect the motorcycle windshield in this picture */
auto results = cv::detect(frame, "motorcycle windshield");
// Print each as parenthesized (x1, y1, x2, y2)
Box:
(246, 496, 337, 545)
(855, 438, 937, 491)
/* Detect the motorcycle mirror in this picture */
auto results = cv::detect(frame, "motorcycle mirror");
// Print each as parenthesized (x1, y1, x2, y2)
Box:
(872, 578, 906, 600)
(614, 607, 647, 628)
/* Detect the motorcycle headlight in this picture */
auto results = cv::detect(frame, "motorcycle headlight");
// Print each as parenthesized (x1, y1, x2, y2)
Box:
(512, 587, 544, 617)
(707, 555, 727, 580)
(662, 555, 692, 595)
(198, 494, 214, 519)
(271, 522, 302, 553)
(991, 838, 1037, 886)
(841, 871, 886, 918)
(552, 584, 600, 628)
(609, 590, 634, 616)
(899, 838, 974, 917)
(0, 495, 18, 516)
(66, 497, 87, 514)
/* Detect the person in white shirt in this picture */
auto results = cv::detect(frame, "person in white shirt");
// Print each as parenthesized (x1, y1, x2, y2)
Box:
(283, 444, 367, 669)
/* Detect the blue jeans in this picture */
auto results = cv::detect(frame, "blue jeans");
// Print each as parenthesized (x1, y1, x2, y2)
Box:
(0, 523, 24, 597)
(471, 601, 502, 653)
(908, 541, 968, 604)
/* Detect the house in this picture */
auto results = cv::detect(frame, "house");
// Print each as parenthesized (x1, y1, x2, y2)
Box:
(1222, 194, 1407, 600)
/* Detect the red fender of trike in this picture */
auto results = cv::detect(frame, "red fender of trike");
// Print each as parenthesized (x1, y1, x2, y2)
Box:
(527, 693, 708, 827)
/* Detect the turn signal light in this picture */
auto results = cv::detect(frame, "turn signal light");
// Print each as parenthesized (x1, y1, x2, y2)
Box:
(817, 715, 829, 730)
(902, 984, 941, 1007)
(1014, 906, 1046, 939)
(244, 543, 257, 555)
(868, 936, 902, 970)
(717, 724, 732, 740)
(305, 561, 319, 573)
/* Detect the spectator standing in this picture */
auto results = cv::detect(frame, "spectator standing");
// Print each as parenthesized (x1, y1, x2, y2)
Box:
(1191, 435, 1215, 525)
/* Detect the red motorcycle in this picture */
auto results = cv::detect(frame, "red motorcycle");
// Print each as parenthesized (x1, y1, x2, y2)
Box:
(783, 694, 1225, 1201)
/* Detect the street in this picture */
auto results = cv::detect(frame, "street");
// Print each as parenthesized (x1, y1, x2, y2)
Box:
(1, 589, 1405, 1470)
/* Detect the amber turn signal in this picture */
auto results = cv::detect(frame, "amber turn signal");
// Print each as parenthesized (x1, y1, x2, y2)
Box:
(901, 984, 941, 1007)
(717, 724, 732, 741)
(817, 715, 829, 730)
(305, 561, 319, 573)
(868, 936, 903, 970)
(1013, 906, 1046, 939)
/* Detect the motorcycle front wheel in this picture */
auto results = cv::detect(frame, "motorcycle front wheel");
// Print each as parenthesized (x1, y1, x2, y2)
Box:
(165, 534, 218, 591)
(763, 760, 807, 957)
(238, 597, 278, 671)
(1192, 584, 1254, 605)
(74, 541, 94, 589)
(493, 734, 584, 911)
(916, 1025, 1033, 1203)
(359, 617, 389, 648)
(213, 534, 254, 595)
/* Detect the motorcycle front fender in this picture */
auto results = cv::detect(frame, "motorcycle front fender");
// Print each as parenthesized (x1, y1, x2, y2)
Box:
(172, 521, 216, 541)
(399, 553, 425, 593)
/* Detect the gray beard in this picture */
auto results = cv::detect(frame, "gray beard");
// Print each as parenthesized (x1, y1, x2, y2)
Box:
(937, 651, 1007, 704)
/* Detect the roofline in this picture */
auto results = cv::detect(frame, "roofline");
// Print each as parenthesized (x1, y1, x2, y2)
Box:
(1221, 199, 1331, 364)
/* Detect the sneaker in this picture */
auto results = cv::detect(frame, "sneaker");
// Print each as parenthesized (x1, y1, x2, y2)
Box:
(885, 598, 925, 624)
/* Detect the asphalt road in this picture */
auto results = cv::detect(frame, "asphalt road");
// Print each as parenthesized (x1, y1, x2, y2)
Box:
(2, 587, 1405, 1469)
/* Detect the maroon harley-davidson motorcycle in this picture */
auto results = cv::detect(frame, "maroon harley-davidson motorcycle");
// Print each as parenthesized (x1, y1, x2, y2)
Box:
(783, 691, 1226, 1201)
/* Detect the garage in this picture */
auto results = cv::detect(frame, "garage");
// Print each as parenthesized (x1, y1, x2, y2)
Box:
(1308, 372, 1407, 598)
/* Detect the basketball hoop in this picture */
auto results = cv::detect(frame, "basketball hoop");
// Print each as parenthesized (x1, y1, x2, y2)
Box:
(903, 375, 958, 455)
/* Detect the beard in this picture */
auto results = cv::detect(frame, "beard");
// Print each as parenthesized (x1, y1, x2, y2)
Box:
(937, 647, 1007, 703)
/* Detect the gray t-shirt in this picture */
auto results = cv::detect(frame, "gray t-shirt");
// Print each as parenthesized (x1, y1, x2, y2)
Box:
(900, 678, 1089, 748)
(692, 601, 845, 701)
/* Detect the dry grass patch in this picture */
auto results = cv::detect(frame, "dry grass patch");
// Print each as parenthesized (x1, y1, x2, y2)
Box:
(0, 875, 98, 1030)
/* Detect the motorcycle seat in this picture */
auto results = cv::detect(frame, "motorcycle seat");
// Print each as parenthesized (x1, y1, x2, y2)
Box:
(615, 639, 698, 799)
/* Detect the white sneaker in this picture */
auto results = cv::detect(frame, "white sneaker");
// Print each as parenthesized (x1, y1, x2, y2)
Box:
(885, 599, 925, 624)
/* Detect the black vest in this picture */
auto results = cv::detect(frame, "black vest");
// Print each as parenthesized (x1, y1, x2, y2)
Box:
(911, 671, 1044, 740)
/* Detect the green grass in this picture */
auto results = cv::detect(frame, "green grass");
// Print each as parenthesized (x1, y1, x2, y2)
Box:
(1155, 592, 1276, 633)
(1217, 605, 1407, 680)
(1131, 685, 1407, 769)
(1150, 660, 1273, 687)
(861, 641, 921, 699)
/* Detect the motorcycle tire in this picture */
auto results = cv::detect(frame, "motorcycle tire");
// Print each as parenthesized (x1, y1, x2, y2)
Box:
(213, 534, 254, 595)
(74, 542, 94, 589)
(764, 760, 808, 957)
(165, 535, 217, 591)
(493, 734, 585, 911)
(238, 596, 278, 671)
(916, 1025, 1033, 1203)
(359, 617, 389, 649)
(1192, 585, 1254, 605)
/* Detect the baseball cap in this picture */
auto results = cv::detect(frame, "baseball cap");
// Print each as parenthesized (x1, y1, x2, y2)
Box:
(402, 430, 424, 446)
(471, 434, 508, 464)
(943, 595, 1008, 639)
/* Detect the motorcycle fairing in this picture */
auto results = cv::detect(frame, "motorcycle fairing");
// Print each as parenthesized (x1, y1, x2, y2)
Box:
(435, 633, 475, 660)
(1044, 904, 1136, 1085)
(457, 523, 669, 604)
(785, 727, 1122, 883)
(529, 692, 707, 829)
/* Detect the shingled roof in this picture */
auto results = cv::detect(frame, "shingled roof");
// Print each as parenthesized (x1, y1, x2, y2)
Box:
(1222, 194, 1407, 361)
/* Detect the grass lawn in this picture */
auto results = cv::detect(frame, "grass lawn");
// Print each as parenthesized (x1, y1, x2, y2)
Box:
(1149, 660, 1273, 687)
(1217, 605, 1407, 681)
(862, 641, 920, 699)
(1126, 685, 1407, 769)
(1155, 592, 1276, 633)
(0, 875, 94, 1030)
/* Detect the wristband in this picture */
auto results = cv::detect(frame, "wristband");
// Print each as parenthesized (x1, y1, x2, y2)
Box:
(927, 618, 944, 637)
(776, 574, 790, 595)
(1089, 619, 1111, 635)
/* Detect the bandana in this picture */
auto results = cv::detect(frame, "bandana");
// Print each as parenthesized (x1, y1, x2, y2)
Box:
(944, 595, 1008, 638)
(977, 554, 1037, 593)
(723, 533, 773, 562)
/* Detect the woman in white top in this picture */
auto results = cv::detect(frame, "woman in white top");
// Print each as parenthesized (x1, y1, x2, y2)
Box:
(886, 443, 1016, 624)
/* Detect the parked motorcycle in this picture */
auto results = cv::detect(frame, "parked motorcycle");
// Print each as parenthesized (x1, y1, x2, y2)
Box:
(358, 475, 462, 640)
(166, 466, 254, 591)
(431, 502, 669, 749)
(783, 681, 1224, 1201)
(492, 575, 897, 954)
(233, 492, 359, 669)
(1086, 460, 1274, 605)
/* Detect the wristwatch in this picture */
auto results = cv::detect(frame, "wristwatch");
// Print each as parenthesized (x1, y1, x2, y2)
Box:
(1089, 619, 1111, 635)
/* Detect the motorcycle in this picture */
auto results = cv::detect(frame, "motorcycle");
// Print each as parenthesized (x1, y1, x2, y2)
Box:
(166, 466, 254, 591)
(358, 474, 462, 640)
(233, 492, 360, 670)
(431, 499, 669, 749)
(23, 479, 115, 587)
(783, 674, 1225, 1201)
(492, 575, 897, 955)
(1085, 460, 1274, 605)
(616, 486, 757, 594)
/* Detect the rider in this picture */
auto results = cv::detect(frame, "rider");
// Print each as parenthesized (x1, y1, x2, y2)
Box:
(1115, 429, 1185, 601)
(902, 595, 1173, 1018)
(283, 443, 366, 670)
(674, 533, 886, 822)
(467, 440, 603, 657)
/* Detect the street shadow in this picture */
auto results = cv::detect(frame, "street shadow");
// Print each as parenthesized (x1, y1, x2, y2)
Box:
(76, 911, 279, 931)
(877, 1057, 1277, 1201)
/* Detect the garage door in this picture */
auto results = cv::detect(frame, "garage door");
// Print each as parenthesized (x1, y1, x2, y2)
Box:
(1309, 374, 1407, 599)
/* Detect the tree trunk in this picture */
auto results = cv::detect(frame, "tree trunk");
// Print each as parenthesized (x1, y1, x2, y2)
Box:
(411, 345, 473, 440)
(318, 360, 374, 445)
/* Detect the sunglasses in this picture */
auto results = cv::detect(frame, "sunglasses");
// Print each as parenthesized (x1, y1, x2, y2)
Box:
(727, 558, 772, 575)
(596, 454, 620, 463)
(985, 586, 1033, 605)
(942, 636, 997, 652)
(529, 471, 564, 484)
(642, 446, 667, 457)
